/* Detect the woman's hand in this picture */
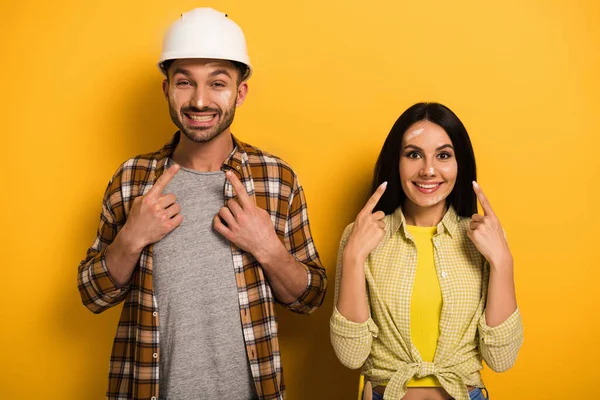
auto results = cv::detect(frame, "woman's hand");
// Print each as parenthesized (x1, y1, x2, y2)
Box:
(344, 182, 388, 262)
(468, 181, 513, 268)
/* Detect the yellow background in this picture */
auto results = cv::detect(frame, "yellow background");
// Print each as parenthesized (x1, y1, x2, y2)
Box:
(1, 0, 598, 399)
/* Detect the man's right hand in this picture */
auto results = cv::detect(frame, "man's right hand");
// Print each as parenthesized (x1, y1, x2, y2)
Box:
(119, 163, 183, 252)
(106, 163, 182, 287)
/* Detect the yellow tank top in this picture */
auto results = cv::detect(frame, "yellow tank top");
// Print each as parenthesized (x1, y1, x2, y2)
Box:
(406, 225, 442, 387)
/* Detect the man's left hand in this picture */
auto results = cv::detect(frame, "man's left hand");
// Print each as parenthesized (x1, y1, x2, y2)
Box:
(214, 171, 281, 259)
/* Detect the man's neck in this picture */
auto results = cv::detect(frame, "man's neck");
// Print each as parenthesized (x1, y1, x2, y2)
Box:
(171, 131, 234, 172)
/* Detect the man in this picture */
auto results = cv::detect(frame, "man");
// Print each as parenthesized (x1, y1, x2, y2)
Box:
(77, 8, 327, 400)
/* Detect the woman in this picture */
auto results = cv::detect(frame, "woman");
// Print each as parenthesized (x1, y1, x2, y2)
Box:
(330, 103, 523, 400)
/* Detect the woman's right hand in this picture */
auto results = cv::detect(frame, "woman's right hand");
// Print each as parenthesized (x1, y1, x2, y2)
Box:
(344, 182, 388, 262)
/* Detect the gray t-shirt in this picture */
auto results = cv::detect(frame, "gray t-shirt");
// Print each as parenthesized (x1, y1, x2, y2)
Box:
(153, 163, 256, 400)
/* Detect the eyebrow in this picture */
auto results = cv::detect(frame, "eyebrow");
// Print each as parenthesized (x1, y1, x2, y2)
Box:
(208, 69, 232, 79)
(172, 68, 193, 78)
(171, 68, 233, 79)
(403, 144, 455, 151)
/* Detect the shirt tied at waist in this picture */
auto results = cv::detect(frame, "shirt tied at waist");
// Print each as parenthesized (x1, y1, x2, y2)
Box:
(383, 360, 471, 400)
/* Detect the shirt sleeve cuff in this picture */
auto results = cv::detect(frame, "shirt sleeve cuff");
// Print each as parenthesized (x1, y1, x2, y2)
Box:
(479, 306, 523, 347)
(95, 248, 128, 299)
(278, 263, 312, 307)
(330, 305, 379, 339)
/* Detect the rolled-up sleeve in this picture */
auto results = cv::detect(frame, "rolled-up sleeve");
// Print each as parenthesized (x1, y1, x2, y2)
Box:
(280, 177, 327, 314)
(329, 224, 377, 369)
(478, 306, 524, 372)
(77, 174, 129, 313)
(279, 260, 326, 314)
(330, 305, 379, 369)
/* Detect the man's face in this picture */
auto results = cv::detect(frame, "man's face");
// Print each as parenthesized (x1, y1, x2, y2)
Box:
(163, 59, 248, 143)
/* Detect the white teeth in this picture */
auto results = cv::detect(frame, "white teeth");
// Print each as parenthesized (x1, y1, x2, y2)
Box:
(189, 114, 214, 122)
(416, 183, 440, 189)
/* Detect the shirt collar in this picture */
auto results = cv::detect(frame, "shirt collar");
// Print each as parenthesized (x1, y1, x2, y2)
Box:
(152, 131, 249, 180)
(222, 134, 248, 180)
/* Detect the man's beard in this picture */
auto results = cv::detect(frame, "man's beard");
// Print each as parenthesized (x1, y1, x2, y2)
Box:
(168, 100, 237, 144)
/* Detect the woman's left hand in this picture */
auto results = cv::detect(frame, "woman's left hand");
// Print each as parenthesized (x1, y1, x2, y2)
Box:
(468, 182, 513, 268)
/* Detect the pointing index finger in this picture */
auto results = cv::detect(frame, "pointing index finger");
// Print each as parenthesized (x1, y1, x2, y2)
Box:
(148, 164, 180, 197)
(472, 181, 495, 216)
(362, 181, 387, 215)
(226, 170, 251, 207)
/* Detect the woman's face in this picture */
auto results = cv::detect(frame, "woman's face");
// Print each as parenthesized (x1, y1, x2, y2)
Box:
(399, 120, 458, 211)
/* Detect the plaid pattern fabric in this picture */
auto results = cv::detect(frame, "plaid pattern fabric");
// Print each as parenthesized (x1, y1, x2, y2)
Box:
(78, 133, 327, 400)
(330, 207, 523, 400)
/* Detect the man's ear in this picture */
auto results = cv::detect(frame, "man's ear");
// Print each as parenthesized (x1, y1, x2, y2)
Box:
(236, 82, 248, 107)
(162, 79, 169, 100)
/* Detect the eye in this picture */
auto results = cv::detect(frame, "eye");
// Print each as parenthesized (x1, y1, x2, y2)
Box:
(405, 151, 422, 159)
(437, 151, 453, 160)
(176, 80, 192, 88)
(211, 81, 226, 88)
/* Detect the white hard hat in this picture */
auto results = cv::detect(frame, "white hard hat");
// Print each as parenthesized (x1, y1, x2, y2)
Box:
(158, 8, 252, 80)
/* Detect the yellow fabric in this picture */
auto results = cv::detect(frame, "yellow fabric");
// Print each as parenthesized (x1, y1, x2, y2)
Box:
(358, 374, 364, 400)
(330, 207, 524, 400)
(406, 225, 442, 388)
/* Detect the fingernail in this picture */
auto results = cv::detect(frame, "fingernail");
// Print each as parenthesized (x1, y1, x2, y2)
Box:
(472, 181, 479, 188)
(381, 181, 388, 188)
(226, 171, 232, 176)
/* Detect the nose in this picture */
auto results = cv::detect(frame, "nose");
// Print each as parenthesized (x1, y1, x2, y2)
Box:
(192, 86, 209, 109)
(419, 161, 436, 177)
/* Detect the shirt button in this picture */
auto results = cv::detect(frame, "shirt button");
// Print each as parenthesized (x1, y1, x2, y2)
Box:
(153, 353, 158, 359)
(153, 311, 158, 317)
(236, 165, 241, 170)
(151, 397, 157, 400)
(441, 271, 447, 278)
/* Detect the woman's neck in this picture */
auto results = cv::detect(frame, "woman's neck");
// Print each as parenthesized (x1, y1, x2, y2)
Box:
(403, 200, 447, 227)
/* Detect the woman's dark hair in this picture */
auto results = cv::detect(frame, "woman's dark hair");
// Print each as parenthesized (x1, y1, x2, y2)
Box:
(372, 102, 477, 217)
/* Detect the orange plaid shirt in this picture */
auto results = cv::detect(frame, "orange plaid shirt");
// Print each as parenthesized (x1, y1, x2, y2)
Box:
(77, 133, 327, 400)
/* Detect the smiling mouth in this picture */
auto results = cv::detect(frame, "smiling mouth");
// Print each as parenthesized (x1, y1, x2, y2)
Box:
(412, 181, 444, 194)
(186, 113, 217, 122)
(414, 182, 442, 189)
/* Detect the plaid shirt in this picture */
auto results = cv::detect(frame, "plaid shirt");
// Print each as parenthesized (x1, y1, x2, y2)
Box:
(330, 207, 523, 400)
(78, 133, 327, 400)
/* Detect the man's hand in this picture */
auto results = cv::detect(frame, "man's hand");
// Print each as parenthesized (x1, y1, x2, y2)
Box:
(119, 164, 183, 252)
(213, 171, 281, 261)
